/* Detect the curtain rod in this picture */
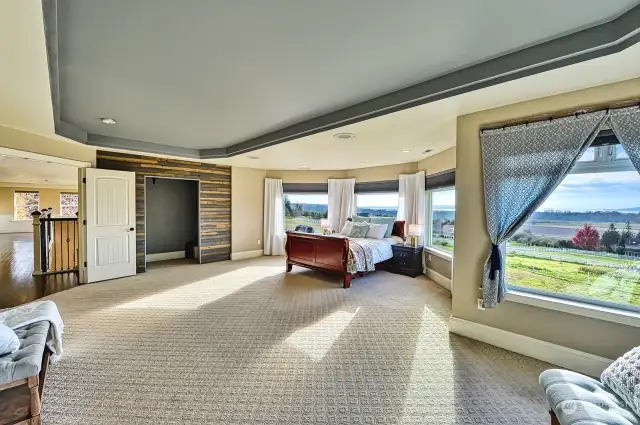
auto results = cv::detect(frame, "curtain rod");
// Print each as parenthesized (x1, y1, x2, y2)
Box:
(480, 97, 640, 132)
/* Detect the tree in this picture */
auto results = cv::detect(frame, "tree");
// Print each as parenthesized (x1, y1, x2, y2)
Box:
(600, 223, 621, 253)
(572, 224, 599, 250)
(284, 195, 293, 217)
(620, 221, 634, 247)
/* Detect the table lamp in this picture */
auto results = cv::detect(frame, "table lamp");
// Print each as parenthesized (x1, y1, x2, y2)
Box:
(408, 224, 423, 248)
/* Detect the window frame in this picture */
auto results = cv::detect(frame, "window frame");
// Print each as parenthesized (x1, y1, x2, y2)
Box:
(13, 190, 40, 221)
(59, 192, 79, 218)
(283, 191, 328, 233)
(355, 191, 399, 218)
(425, 186, 455, 259)
(505, 144, 640, 315)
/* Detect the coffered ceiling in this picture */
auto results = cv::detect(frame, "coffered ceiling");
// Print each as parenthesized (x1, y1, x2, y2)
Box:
(44, 0, 640, 159)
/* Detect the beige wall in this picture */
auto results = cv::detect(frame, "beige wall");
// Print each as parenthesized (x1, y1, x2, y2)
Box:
(0, 186, 77, 233)
(418, 147, 456, 175)
(231, 167, 266, 254)
(454, 78, 640, 359)
(347, 162, 418, 181)
(266, 162, 424, 183)
(0, 125, 96, 166)
(265, 169, 346, 183)
(425, 252, 452, 279)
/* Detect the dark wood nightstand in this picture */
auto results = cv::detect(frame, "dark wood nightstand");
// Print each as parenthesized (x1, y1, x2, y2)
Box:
(391, 244, 424, 277)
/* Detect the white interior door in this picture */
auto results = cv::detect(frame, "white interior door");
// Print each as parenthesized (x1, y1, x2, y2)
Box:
(84, 168, 137, 283)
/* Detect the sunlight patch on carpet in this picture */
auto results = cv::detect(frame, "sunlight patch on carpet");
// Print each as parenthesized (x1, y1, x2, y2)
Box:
(113, 266, 282, 310)
(285, 308, 360, 361)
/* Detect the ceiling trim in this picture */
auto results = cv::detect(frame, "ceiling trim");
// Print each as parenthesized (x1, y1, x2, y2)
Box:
(43, 1, 640, 159)
(0, 146, 91, 168)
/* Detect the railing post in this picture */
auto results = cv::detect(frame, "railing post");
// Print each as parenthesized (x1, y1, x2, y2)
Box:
(32, 211, 43, 275)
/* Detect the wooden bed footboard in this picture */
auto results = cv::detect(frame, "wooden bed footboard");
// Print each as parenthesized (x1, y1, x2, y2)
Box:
(285, 231, 352, 288)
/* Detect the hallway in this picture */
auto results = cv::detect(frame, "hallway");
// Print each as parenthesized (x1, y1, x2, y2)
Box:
(0, 233, 78, 309)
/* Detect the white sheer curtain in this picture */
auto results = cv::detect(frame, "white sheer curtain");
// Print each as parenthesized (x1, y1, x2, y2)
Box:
(398, 171, 426, 244)
(328, 178, 356, 232)
(263, 178, 285, 256)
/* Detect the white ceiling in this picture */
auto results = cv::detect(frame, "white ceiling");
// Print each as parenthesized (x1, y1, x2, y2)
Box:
(217, 41, 640, 170)
(57, 0, 638, 149)
(1, 1, 640, 172)
(0, 156, 78, 187)
(0, 0, 54, 135)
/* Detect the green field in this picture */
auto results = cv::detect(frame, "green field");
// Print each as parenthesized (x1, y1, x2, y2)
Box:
(285, 216, 321, 233)
(506, 252, 640, 307)
(432, 236, 454, 253)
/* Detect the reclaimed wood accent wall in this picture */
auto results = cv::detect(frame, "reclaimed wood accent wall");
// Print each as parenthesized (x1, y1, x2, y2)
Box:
(96, 151, 231, 272)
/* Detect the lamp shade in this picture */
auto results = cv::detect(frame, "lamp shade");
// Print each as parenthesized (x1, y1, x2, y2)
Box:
(320, 219, 330, 229)
(408, 224, 423, 236)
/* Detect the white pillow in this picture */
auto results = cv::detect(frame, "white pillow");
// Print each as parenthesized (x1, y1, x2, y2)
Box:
(366, 223, 388, 239)
(0, 323, 20, 355)
(340, 221, 354, 235)
(348, 222, 370, 238)
(601, 345, 640, 417)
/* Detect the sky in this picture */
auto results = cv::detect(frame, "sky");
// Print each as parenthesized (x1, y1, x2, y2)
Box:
(285, 170, 640, 212)
(539, 171, 640, 212)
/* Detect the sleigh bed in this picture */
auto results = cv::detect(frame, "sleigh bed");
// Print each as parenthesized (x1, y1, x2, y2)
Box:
(285, 221, 404, 288)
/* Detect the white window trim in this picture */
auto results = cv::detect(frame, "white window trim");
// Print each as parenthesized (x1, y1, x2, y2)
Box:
(13, 191, 40, 221)
(424, 245, 453, 261)
(506, 290, 640, 328)
(425, 186, 455, 254)
(507, 144, 640, 320)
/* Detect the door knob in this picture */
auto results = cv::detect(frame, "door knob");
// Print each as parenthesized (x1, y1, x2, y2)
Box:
(126, 227, 135, 232)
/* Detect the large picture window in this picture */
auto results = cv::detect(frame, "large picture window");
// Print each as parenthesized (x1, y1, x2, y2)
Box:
(14, 191, 40, 220)
(426, 188, 455, 254)
(284, 193, 328, 233)
(356, 193, 398, 217)
(506, 144, 640, 311)
(60, 193, 79, 217)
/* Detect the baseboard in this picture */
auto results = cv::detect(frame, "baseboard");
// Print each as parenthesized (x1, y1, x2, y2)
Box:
(146, 251, 185, 263)
(230, 250, 263, 261)
(449, 317, 613, 377)
(425, 269, 452, 291)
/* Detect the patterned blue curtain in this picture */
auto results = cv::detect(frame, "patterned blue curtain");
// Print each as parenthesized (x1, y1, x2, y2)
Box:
(480, 111, 608, 308)
(609, 107, 640, 173)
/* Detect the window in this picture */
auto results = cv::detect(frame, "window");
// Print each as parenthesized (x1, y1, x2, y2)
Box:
(14, 191, 40, 220)
(356, 193, 398, 217)
(506, 144, 640, 312)
(284, 193, 327, 233)
(60, 193, 79, 217)
(427, 188, 455, 253)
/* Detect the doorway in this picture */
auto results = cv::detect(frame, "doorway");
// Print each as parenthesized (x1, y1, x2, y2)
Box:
(144, 177, 200, 268)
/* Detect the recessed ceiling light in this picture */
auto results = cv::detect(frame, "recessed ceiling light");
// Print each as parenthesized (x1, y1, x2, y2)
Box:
(333, 133, 356, 140)
(246, 156, 259, 160)
(298, 166, 309, 169)
(359, 161, 369, 166)
(401, 149, 411, 153)
(100, 117, 116, 124)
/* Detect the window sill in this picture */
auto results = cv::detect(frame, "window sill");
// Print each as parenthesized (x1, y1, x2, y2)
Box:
(506, 290, 640, 328)
(424, 246, 453, 261)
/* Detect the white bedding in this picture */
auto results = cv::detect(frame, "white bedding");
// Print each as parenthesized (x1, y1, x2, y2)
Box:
(328, 235, 402, 273)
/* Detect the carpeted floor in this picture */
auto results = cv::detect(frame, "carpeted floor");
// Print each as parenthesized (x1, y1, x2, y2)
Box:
(41, 256, 551, 424)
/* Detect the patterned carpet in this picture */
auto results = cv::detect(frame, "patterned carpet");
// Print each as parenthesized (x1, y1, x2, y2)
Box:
(41, 257, 551, 424)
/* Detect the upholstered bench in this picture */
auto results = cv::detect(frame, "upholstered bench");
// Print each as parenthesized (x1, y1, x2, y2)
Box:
(0, 321, 52, 425)
(540, 369, 640, 425)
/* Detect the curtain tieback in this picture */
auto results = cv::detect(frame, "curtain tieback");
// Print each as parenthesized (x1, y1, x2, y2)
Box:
(489, 244, 501, 280)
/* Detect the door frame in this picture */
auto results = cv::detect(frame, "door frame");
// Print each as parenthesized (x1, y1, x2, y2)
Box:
(79, 167, 137, 283)
(143, 176, 202, 269)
